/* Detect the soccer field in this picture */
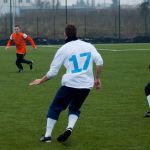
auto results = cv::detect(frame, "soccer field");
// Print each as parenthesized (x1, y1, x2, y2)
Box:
(0, 43, 150, 150)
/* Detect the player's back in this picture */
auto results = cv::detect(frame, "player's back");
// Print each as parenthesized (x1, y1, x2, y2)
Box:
(60, 39, 103, 89)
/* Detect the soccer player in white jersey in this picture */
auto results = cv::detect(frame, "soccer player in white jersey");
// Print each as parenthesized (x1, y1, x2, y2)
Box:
(29, 24, 103, 143)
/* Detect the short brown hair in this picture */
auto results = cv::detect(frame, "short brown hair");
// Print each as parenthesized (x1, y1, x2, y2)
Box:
(14, 25, 21, 28)
(65, 24, 77, 38)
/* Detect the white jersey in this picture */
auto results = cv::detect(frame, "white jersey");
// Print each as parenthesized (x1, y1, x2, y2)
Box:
(46, 39, 103, 89)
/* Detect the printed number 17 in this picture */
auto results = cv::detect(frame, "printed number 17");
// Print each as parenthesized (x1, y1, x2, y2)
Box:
(69, 52, 91, 73)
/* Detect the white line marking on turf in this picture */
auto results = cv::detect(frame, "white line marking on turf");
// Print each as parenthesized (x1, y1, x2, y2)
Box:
(40, 46, 150, 52)
(40, 45, 60, 48)
(99, 49, 150, 51)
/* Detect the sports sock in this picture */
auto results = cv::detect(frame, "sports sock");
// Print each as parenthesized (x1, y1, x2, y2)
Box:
(67, 114, 78, 130)
(147, 95, 150, 107)
(45, 118, 57, 137)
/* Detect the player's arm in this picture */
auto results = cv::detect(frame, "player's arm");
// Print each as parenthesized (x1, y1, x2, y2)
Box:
(95, 66, 103, 90)
(23, 34, 36, 49)
(29, 48, 64, 86)
(29, 76, 49, 85)
(92, 45, 103, 90)
(5, 35, 13, 50)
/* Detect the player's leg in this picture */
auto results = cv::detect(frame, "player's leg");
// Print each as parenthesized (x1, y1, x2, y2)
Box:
(41, 86, 73, 142)
(16, 53, 24, 72)
(57, 88, 90, 142)
(21, 54, 33, 70)
(144, 82, 150, 117)
(67, 89, 90, 129)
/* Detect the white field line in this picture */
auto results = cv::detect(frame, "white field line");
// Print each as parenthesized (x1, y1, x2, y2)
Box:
(40, 45, 150, 52)
(40, 45, 60, 48)
(99, 48, 150, 52)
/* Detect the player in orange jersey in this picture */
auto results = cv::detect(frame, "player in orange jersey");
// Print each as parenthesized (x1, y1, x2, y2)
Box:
(6, 25, 37, 72)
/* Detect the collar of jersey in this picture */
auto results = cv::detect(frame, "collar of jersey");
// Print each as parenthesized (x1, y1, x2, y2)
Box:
(65, 36, 78, 43)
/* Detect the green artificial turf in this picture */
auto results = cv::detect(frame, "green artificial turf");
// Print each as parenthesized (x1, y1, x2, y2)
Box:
(0, 43, 150, 150)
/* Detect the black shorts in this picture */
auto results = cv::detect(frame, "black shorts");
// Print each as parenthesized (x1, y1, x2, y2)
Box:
(47, 86, 90, 120)
(145, 82, 150, 96)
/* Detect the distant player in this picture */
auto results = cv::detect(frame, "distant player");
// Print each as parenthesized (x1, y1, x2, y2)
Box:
(144, 65, 150, 117)
(144, 82, 150, 117)
(6, 25, 37, 72)
(29, 24, 103, 143)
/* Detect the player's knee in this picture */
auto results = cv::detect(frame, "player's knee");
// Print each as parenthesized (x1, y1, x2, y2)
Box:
(68, 107, 80, 117)
(16, 59, 21, 64)
(47, 106, 63, 120)
(16, 60, 19, 65)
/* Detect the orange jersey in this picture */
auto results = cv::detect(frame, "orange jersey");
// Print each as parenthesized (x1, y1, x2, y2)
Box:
(6, 32, 36, 54)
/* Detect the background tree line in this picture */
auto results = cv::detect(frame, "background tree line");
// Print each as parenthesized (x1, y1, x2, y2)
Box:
(0, 0, 149, 43)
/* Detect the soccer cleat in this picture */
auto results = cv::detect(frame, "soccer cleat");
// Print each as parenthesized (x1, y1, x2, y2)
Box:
(57, 128, 72, 143)
(18, 69, 23, 73)
(29, 61, 33, 70)
(144, 111, 150, 117)
(40, 136, 51, 143)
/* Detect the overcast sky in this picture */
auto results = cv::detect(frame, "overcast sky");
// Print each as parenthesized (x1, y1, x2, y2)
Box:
(60, 0, 143, 5)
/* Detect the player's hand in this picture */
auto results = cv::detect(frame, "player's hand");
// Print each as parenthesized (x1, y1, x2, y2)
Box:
(5, 47, 9, 50)
(29, 79, 42, 85)
(33, 47, 37, 50)
(94, 78, 101, 90)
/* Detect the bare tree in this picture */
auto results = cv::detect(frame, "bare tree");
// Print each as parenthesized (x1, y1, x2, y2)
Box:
(77, 0, 86, 7)
(56, 0, 61, 9)
(140, 0, 150, 36)
(34, 0, 52, 9)
(0, 3, 4, 16)
(91, 0, 95, 8)
(111, 0, 119, 37)
(86, 0, 90, 7)
(111, 0, 118, 7)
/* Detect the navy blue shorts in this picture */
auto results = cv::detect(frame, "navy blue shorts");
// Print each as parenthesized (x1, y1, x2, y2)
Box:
(145, 82, 150, 96)
(47, 86, 90, 120)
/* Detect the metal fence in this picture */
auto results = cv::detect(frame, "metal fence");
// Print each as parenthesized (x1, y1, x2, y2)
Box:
(0, 0, 150, 43)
